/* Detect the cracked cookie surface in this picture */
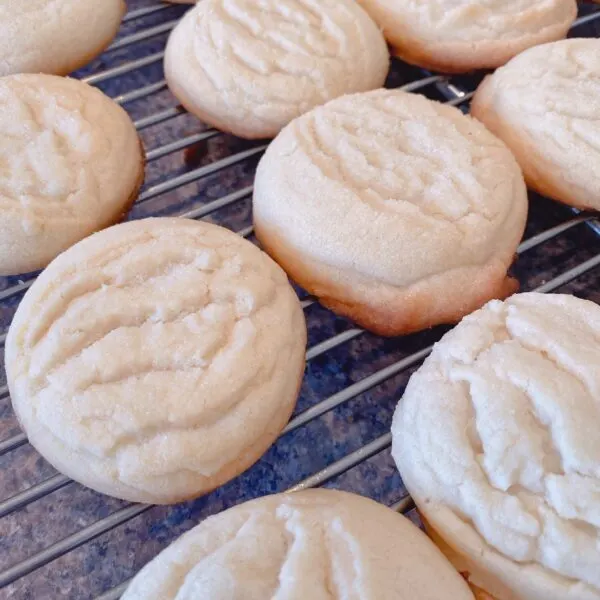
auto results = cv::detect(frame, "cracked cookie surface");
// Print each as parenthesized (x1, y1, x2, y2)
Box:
(253, 89, 528, 336)
(392, 292, 600, 600)
(6, 218, 307, 504)
(122, 489, 475, 599)
(0, 0, 125, 76)
(356, 0, 576, 72)
(472, 38, 600, 211)
(0, 74, 144, 275)
(164, 0, 389, 139)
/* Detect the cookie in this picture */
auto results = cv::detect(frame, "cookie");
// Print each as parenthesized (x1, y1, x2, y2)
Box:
(164, 0, 389, 139)
(0, 0, 125, 76)
(253, 89, 528, 337)
(0, 74, 144, 276)
(122, 489, 475, 599)
(356, 0, 577, 73)
(392, 293, 600, 600)
(471, 38, 600, 211)
(5, 218, 307, 504)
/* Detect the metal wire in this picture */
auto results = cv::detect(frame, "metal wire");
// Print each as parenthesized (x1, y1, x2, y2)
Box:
(122, 4, 171, 22)
(83, 52, 165, 85)
(2, 3, 600, 597)
(107, 20, 178, 51)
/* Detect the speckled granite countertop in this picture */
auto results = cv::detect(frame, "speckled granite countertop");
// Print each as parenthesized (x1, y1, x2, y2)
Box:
(1, 2, 600, 598)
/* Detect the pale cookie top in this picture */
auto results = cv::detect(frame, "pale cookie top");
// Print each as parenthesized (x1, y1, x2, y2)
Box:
(0, 74, 140, 228)
(474, 38, 600, 205)
(122, 489, 475, 600)
(393, 293, 600, 596)
(254, 89, 527, 289)
(6, 218, 306, 502)
(165, 0, 388, 137)
(0, 74, 143, 274)
(360, 0, 576, 43)
(0, 0, 125, 76)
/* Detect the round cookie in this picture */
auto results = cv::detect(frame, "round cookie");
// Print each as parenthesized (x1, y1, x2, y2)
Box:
(164, 0, 389, 139)
(122, 489, 475, 599)
(0, 74, 144, 276)
(471, 38, 600, 211)
(253, 89, 528, 337)
(0, 0, 125, 76)
(392, 293, 600, 600)
(5, 218, 307, 504)
(355, 0, 577, 73)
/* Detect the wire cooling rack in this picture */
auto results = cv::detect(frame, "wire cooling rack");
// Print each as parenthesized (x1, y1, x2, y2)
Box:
(1, 2, 600, 598)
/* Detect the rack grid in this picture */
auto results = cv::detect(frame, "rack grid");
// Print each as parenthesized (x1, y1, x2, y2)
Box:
(1, 2, 600, 598)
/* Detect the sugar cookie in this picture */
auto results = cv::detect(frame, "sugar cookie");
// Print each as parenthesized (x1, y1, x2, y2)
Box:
(6, 218, 307, 504)
(393, 293, 600, 600)
(356, 0, 577, 73)
(472, 38, 600, 211)
(164, 0, 389, 139)
(122, 489, 475, 599)
(253, 89, 528, 336)
(0, 74, 144, 276)
(0, 0, 125, 76)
